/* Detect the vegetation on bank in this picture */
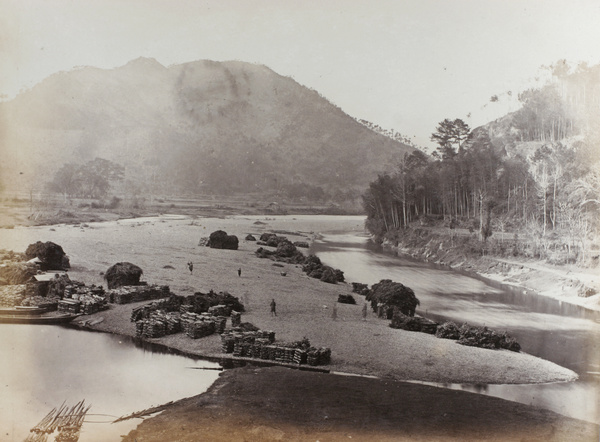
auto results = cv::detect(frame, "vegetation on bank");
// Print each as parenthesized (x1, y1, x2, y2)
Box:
(363, 62, 600, 267)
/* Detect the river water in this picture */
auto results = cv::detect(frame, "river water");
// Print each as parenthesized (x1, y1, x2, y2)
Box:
(0, 325, 220, 442)
(311, 232, 600, 424)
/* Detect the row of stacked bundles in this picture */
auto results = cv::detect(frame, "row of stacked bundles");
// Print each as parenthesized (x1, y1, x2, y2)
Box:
(107, 285, 170, 304)
(58, 281, 108, 314)
(220, 332, 331, 366)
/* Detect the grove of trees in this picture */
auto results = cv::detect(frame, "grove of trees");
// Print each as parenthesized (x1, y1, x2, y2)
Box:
(363, 62, 600, 264)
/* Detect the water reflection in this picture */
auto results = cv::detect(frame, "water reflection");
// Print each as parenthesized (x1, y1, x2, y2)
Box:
(312, 233, 600, 423)
(0, 325, 220, 441)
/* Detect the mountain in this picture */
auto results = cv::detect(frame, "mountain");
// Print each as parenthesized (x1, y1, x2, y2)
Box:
(0, 58, 414, 199)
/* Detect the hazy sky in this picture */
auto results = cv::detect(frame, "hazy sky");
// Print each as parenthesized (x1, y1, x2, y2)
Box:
(2, 0, 599, 148)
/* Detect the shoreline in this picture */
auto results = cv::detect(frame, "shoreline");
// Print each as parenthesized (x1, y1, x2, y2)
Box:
(2, 214, 598, 440)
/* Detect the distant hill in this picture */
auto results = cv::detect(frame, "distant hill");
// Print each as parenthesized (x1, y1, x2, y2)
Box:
(0, 58, 413, 199)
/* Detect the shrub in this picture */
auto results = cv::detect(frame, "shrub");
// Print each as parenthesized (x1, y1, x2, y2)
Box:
(104, 262, 144, 289)
(367, 279, 419, 316)
(435, 321, 461, 340)
(25, 241, 70, 270)
(337, 294, 356, 304)
(207, 230, 239, 250)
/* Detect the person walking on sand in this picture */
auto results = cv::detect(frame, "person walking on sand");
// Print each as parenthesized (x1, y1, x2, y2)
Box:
(187, 262, 193, 274)
(238, 267, 242, 277)
(270, 298, 277, 316)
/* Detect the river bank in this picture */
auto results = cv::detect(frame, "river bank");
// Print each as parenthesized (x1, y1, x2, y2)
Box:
(122, 366, 598, 442)
(381, 228, 600, 313)
(1, 214, 595, 440)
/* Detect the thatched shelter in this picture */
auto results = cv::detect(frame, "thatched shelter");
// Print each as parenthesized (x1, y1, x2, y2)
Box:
(207, 230, 239, 250)
(25, 241, 70, 270)
(105, 262, 144, 289)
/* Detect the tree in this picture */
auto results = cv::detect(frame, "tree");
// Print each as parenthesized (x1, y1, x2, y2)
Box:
(431, 118, 471, 160)
(47, 158, 125, 199)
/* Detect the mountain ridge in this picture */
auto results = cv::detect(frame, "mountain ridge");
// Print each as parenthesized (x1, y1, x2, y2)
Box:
(0, 58, 414, 198)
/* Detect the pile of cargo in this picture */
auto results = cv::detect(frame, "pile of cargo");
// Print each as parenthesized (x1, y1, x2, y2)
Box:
(59, 282, 108, 315)
(133, 309, 228, 339)
(58, 299, 81, 314)
(181, 312, 227, 338)
(219, 332, 331, 366)
(107, 285, 170, 304)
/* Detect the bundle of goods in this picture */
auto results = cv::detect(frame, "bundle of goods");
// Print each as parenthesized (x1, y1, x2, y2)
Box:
(307, 347, 331, 366)
(180, 312, 218, 339)
(219, 332, 330, 366)
(64, 281, 105, 299)
(231, 310, 242, 327)
(149, 310, 182, 335)
(130, 298, 174, 322)
(135, 319, 167, 339)
(0, 284, 26, 307)
(108, 285, 170, 304)
(58, 299, 81, 314)
(208, 304, 231, 317)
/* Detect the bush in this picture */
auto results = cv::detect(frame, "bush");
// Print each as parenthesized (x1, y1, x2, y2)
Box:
(367, 279, 419, 317)
(337, 294, 356, 304)
(25, 241, 70, 270)
(435, 321, 461, 340)
(207, 230, 239, 250)
(351, 282, 370, 296)
(104, 262, 143, 289)
(456, 324, 521, 352)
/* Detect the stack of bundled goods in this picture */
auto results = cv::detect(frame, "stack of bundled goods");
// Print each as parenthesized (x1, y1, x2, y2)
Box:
(293, 348, 308, 364)
(64, 281, 105, 299)
(108, 285, 170, 304)
(136, 318, 167, 339)
(181, 312, 217, 338)
(231, 310, 242, 327)
(130, 297, 177, 322)
(307, 348, 331, 366)
(149, 310, 182, 334)
(208, 304, 231, 317)
(219, 332, 330, 366)
(58, 299, 81, 314)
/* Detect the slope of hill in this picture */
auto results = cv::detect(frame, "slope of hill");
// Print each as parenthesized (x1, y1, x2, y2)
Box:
(0, 58, 413, 198)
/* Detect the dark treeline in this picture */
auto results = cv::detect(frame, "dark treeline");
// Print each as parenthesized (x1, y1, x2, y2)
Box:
(363, 62, 600, 264)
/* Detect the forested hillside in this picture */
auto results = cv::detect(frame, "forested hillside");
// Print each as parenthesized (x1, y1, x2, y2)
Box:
(0, 58, 412, 202)
(363, 62, 600, 265)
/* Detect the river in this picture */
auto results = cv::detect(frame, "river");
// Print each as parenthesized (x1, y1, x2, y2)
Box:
(311, 232, 600, 424)
(0, 325, 220, 442)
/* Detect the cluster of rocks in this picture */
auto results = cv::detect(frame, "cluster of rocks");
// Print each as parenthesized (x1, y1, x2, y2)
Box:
(206, 230, 239, 250)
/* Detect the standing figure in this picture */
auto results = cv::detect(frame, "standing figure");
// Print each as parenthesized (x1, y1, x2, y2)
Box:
(362, 302, 368, 321)
(270, 298, 277, 316)
(187, 262, 193, 274)
(238, 267, 242, 277)
(332, 303, 338, 321)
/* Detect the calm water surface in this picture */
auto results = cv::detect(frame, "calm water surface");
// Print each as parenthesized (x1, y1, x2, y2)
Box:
(312, 232, 600, 423)
(0, 325, 220, 441)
